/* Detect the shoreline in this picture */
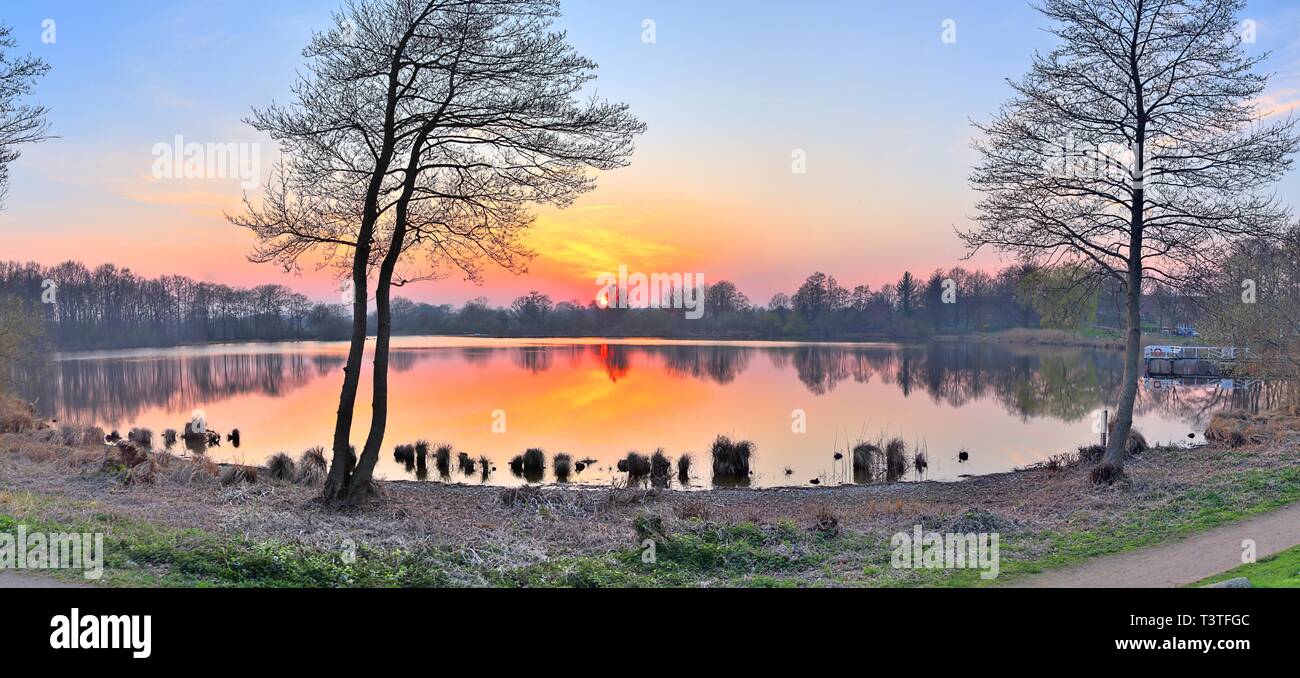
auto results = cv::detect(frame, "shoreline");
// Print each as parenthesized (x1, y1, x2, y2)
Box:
(3, 418, 1298, 587)
(43, 327, 1146, 357)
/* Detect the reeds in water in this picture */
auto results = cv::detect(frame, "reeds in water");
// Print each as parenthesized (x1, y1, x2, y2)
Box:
(710, 435, 753, 480)
(553, 453, 573, 481)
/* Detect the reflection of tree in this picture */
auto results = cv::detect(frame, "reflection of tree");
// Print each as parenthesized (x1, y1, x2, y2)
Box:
(658, 345, 752, 385)
(592, 344, 630, 382)
(1139, 379, 1288, 429)
(512, 348, 554, 374)
(25, 341, 1265, 432)
(15, 352, 347, 424)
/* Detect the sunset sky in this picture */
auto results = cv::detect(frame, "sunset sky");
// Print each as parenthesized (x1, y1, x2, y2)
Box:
(2, 0, 1299, 306)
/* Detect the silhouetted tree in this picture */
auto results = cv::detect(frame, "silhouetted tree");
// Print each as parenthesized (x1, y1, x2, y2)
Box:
(965, 0, 1297, 481)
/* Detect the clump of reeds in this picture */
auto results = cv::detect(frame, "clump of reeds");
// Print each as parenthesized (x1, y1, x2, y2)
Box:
(620, 451, 652, 478)
(884, 437, 908, 480)
(813, 505, 840, 537)
(227, 428, 241, 447)
(114, 440, 148, 469)
(457, 451, 475, 475)
(1044, 453, 1072, 474)
(1077, 444, 1105, 464)
(83, 425, 106, 448)
(128, 427, 154, 449)
(220, 464, 258, 486)
(522, 448, 545, 473)
(294, 447, 328, 487)
(393, 444, 415, 466)
(1107, 420, 1149, 456)
(0, 395, 36, 433)
(677, 453, 692, 483)
(478, 455, 491, 481)
(553, 453, 573, 481)
(509, 454, 525, 476)
(415, 440, 430, 470)
(162, 428, 178, 449)
(650, 449, 671, 479)
(106, 429, 121, 443)
(266, 452, 296, 482)
(434, 443, 453, 476)
(913, 448, 929, 475)
(710, 435, 753, 480)
(851, 441, 880, 482)
(57, 424, 82, 447)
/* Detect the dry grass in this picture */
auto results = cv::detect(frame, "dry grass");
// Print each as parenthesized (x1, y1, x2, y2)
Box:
(710, 435, 753, 480)
(677, 453, 692, 482)
(220, 464, 258, 486)
(650, 449, 671, 480)
(2, 421, 1297, 587)
(553, 453, 573, 481)
(1204, 409, 1300, 448)
(0, 395, 35, 433)
(852, 442, 880, 482)
(619, 451, 652, 478)
(293, 447, 327, 487)
(434, 443, 452, 475)
(266, 452, 296, 482)
(884, 438, 908, 481)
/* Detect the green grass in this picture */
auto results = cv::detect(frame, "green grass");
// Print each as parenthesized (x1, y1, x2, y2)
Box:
(4, 463, 1299, 587)
(1194, 545, 1300, 588)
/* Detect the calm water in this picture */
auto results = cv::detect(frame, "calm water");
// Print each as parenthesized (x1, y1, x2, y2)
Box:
(15, 337, 1272, 488)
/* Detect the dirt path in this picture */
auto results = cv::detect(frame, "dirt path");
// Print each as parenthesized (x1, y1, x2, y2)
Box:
(0, 571, 92, 588)
(1007, 502, 1300, 588)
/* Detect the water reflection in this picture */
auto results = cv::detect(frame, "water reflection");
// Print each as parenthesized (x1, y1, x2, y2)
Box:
(11, 338, 1276, 487)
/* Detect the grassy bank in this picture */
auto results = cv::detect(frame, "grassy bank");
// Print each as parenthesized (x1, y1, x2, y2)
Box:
(3, 424, 1298, 587)
(1193, 544, 1300, 588)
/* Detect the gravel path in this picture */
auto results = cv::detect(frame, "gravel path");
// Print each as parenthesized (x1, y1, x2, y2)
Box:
(1006, 501, 1300, 588)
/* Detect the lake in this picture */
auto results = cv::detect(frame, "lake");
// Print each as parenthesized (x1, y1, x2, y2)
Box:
(15, 337, 1271, 488)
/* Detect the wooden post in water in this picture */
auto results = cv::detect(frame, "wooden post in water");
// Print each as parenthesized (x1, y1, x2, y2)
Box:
(1101, 409, 1109, 447)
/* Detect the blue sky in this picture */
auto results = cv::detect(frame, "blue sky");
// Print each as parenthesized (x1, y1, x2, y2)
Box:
(2, 0, 1299, 304)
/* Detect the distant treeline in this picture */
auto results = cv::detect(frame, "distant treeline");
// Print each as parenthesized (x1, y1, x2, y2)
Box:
(0, 260, 1198, 351)
(0, 260, 351, 350)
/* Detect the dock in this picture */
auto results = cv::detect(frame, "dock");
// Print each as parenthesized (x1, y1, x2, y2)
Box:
(1144, 346, 1253, 378)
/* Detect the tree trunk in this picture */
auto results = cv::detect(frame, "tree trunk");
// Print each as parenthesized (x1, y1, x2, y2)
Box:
(344, 127, 429, 504)
(345, 263, 394, 502)
(1097, 186, 1144, 484)
(322, 261, 368, 501)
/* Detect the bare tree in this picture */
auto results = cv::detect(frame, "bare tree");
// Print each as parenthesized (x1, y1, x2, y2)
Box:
(232, 0, 449, 500)
(0, 23, 52, 208)
(234, 0, 643, 503)
(964, 0, 1298, 482)
(345, 0, 643, 501)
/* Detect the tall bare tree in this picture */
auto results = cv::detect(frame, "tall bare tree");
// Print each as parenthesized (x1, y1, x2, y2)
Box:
(964, 0, 1298, 482)
(347, 1, 643, 501)
(0, 23, 52, 208)
(233, 0, 448, 500)
(235, 0, 643, 503)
